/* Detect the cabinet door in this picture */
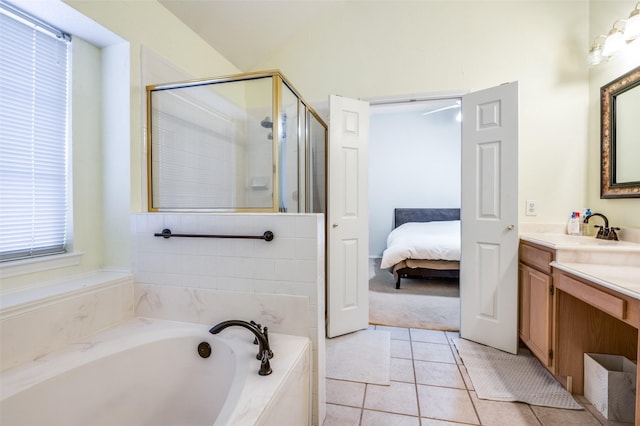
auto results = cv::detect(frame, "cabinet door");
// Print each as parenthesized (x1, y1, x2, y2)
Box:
(518, 264, 530, 342)
(521, 263, 553, 368)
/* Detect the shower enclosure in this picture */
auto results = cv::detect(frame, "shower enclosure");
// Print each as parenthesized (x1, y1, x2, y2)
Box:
(146, 70, 327, 213)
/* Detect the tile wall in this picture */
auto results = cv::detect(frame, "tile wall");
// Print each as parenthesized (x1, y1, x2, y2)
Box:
(130, 212, 326, 425)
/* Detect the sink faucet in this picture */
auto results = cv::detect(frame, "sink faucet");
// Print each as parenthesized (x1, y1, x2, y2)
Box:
(583, 213, 619, 240)
(209, 320, 273, 375)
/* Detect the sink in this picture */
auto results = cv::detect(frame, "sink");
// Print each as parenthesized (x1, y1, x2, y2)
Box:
(520, 232, 640, 297)
(520, 232, 640, 268)
(522, 233, 640, 249)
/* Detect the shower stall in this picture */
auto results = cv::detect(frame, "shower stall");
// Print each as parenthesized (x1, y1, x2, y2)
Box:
(146, 70, 327, 213)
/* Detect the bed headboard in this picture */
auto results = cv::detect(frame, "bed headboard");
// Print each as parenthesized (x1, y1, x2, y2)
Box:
(394, 208, 460, 228)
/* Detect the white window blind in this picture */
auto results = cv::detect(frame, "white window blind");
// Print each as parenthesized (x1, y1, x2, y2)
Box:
(0, 2, 71, 262)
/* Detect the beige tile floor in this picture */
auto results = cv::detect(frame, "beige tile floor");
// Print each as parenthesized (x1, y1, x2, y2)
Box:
(324, 325, 632, 426)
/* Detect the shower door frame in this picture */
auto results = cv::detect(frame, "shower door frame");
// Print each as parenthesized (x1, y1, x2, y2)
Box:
(145, 70, 327, 214)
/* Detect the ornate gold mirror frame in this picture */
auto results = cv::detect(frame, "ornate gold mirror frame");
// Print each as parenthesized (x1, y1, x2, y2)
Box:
(601, 65, 640, 198)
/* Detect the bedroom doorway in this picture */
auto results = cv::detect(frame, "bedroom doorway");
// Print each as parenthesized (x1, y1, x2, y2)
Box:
(367, 97, 462, 331)
(365, 82, 520, 354)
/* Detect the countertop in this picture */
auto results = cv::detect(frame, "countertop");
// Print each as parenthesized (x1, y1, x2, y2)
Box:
(520, 233, 640, 300)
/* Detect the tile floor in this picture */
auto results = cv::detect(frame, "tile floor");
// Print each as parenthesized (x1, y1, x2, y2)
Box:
(324, 325, 631, 426)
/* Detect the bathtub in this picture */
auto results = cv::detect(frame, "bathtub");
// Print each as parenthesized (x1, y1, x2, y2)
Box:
(0, 318, 311, 426)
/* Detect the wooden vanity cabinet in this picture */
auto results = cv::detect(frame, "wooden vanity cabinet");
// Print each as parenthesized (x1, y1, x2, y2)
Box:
(519, 238, 640, 421)
(518, 241, 555, 372)
(553, 268, 638, 394)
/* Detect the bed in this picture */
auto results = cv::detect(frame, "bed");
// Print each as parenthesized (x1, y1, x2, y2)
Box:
(380, 208, 460, 289)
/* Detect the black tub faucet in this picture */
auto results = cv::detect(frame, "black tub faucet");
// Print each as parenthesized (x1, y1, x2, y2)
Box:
(209, 320, 273, 375)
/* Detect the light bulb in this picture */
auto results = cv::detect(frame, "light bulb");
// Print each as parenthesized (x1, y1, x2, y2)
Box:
(588, 46, 603, 66)
(624, 10, 640, 40)
(602, 30, 626, 56)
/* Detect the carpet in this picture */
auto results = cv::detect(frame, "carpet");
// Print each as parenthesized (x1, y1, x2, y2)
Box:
(326, 329, 391, 385)
(453, 338, 582, 410)
(369, 258, 460, 331)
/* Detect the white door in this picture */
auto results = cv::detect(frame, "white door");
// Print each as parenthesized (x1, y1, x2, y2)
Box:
(326, 95, 370, 338)
(460, 82, 519, 354)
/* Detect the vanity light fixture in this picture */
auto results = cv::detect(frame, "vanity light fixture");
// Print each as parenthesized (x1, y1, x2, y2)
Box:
(624, 2, 640, 40)
(588, 35, 607, 66)
(602, 20, 627, 57)
(589, 2, 640, 66)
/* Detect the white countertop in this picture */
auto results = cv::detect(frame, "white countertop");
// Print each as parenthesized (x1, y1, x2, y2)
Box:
(550, 261, 640, 300)
(520, 233, 640, 300)
(520, 233, 640, 252)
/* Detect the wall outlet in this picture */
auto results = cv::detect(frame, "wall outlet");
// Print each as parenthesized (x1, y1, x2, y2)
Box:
(526, 199, 537, 216)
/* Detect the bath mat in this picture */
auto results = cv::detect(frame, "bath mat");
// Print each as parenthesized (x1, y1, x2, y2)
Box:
(326, 329, 390, 385)
(453, 338, 582, 410)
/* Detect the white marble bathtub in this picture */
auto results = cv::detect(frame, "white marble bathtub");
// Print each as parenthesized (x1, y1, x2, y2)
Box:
(0, 317, 311, 426)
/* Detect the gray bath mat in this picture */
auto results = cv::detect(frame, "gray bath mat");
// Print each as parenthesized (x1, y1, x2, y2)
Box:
(453, 338, 582, 410)
(326, 329, 390, 385)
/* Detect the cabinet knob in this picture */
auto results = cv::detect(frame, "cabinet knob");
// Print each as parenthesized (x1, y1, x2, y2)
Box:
(332, 223, 339, 228)
(507, 224, 515, 230)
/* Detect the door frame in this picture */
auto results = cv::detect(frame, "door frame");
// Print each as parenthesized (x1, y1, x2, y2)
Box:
(363, 87, 519, 354)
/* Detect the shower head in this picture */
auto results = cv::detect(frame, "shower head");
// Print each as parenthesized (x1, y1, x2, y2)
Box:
(260, 116, 273, 129)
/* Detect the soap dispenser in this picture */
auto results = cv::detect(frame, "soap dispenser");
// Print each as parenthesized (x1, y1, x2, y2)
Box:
(567, 212, 581, 236)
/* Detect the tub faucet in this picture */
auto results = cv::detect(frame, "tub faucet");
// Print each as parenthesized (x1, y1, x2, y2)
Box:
(209, 320, 273, 376)
(583, 213, 618, 240)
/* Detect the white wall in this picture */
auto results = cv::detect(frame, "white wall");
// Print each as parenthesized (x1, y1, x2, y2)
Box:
(369, 104, 461, 256)
(587, 1, 640, 229)
(0, 0, 242, 284)
(254, 1, 592, 228)
(65, 0, 241, 213)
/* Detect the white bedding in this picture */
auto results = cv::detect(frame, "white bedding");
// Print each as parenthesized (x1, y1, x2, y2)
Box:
(380, 220, 461, 269)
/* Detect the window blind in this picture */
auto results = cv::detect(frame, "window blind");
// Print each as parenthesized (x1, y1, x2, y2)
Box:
(0, 3, 71, 262)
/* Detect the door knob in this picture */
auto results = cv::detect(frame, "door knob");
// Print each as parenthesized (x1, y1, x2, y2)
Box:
(507, 224, 514, 230)
(332, 223, 339, 228)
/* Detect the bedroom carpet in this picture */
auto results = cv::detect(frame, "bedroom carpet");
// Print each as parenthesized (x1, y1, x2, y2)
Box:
(369, 258, 460, 331)
(452, 338, 583, 410)
(326, 329, 391, 385)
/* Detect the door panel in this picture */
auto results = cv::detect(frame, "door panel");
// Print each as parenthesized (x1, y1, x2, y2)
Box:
(327, 95, 369, 338)
(461, 82, 519, 354)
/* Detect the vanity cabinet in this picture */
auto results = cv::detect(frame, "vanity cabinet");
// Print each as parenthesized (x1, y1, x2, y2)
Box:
(553, 268, 638, 394)
(519, 234, 640, 422)
(518, 241, 555, 371)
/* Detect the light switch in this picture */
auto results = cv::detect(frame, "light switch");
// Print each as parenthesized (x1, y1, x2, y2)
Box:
(526, 199, 537, 216)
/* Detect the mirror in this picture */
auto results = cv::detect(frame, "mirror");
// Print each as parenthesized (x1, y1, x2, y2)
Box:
(601, 65, 640, 198)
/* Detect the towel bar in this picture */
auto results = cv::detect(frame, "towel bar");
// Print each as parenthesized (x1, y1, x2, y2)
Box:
(154, 229, 274, 241)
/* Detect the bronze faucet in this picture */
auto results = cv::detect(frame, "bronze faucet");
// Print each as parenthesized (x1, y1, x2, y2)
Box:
(209, 320, 273, 375)
(583, 213, 619, 241)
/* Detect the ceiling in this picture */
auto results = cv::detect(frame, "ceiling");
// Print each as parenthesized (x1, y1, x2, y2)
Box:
(159, 0, 346, 71)
(158, 1, 462, 115)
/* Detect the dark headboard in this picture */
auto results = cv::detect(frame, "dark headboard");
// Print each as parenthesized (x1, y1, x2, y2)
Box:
(394, 208, 460, 228)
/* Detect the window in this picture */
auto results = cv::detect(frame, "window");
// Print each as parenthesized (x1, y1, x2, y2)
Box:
(0, 2, 71, 262)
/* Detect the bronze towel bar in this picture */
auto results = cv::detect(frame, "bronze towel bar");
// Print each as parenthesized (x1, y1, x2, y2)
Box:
(154, 229, 274, 241)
